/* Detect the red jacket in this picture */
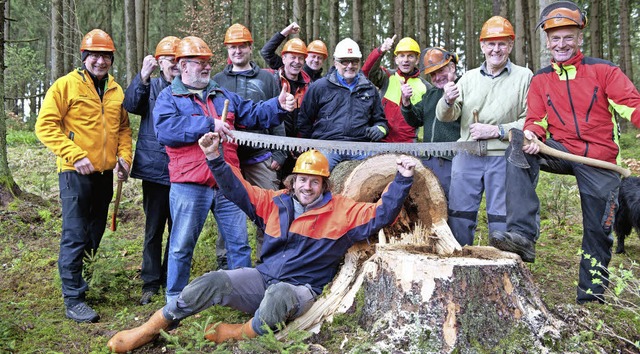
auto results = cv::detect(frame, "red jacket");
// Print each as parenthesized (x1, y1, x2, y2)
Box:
(526, 51, 640, 164)
(362, 48, 429, 142)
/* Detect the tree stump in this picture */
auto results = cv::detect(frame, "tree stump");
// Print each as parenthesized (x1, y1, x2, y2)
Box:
(280, 154, 563, 352)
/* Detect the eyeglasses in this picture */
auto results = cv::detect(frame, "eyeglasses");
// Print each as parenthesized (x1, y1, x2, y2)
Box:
(184, 59, 214, 68)
(336, 58, 360, 66)
(87, 53, 112, 63)
(159, 57, 176, 65)
(482, 42, 511, 50)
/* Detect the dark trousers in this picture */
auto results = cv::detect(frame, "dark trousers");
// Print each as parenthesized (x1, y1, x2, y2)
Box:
(141, 181, 172, 292)
(504, 139, 619, 302)
(58, 171, 113, 305)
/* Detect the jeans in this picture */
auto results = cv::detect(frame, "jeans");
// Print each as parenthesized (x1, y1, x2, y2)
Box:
(166, 182, 251, 302)
(140, 181, 172, 292)
(58, 171, 113, 305)
(421, 156, 453, 199)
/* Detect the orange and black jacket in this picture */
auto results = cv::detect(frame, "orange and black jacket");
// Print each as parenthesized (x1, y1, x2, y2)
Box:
(207, 155, 413, 295)
(525, 50, 640, 165)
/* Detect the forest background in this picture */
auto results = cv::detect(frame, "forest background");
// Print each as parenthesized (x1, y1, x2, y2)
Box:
(4, 0, 640, 121)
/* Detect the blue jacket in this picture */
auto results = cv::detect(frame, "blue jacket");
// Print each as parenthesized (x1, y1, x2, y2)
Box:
(153, 77, 287, 186)
(123, 73, 171, 185)
(208, 155, 413, 294)
(297, 69, 388, 141)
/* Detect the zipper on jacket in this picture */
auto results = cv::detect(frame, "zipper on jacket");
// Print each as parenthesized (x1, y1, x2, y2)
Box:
(560, 64, 582, 140)
(585, 87, 599, 123)
(546, 94, 565, 125)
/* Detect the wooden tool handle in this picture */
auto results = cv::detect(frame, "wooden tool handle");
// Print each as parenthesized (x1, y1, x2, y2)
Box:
(110, 180, 123, 231)
(473, 109, 479, 124)
(221, 99, 230, 124)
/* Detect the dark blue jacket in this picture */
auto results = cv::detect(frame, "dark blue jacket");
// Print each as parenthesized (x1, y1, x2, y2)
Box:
(213, 62, 287, 165)
(208, 155, 413, 294)
(123, 73, 171, 185)
(297, 69, 388, 141)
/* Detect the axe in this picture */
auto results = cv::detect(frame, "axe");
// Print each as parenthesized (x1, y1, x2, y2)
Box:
(507, 129, 631, 177)
(110, 157, 129, 231)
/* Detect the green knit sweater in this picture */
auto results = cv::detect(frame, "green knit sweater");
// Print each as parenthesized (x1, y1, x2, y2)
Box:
(436, 61, 532, 156)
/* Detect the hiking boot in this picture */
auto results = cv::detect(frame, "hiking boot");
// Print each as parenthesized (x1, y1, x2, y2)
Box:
(66, 302, 100, 323)
(140, 290, 156, 305)
(489, 231, 536, 263)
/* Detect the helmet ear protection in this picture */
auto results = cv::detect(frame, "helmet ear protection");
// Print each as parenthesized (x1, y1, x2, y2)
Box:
(536, 1, 588, 31)
(420, 47, 458, 75)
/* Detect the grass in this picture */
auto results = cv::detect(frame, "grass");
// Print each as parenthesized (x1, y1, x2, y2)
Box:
(1, 124, 640, 353)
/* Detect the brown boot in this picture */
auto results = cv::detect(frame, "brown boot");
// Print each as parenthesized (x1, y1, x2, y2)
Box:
(204, 318, 258, 343)
(107, 310, 172, 353)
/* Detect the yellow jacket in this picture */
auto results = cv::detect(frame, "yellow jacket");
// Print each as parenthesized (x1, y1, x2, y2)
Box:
(35, 69, 132, 172)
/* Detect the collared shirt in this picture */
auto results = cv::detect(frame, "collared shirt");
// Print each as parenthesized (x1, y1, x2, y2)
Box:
(336, 72, 359, 91)
(480, 59, 513, 79)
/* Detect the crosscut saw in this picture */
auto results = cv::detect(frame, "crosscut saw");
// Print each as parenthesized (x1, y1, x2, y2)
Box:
(231, 130, 487, 157)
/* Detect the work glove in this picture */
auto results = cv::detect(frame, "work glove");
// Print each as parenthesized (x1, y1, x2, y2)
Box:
(366, 126, 386, 141)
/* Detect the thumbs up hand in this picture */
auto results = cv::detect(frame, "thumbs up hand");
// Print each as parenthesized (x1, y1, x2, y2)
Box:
(278, 86, 296, 112)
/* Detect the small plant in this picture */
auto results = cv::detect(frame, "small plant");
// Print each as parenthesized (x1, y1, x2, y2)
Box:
(582, 252, 640, 350)
(238, 322, 311, 354)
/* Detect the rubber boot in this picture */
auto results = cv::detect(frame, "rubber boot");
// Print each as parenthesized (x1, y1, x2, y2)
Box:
(107, 310, 172, 353)
(204, 318, 258, 343)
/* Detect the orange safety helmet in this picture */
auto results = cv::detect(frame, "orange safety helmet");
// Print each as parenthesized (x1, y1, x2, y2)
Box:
(536, 1, 587, 31)
(224, 23, 253, 45)
(307, 40, 328, 58)
(479, 16, 515, 41)
(175, 36, 213, 60)
(292, 150, 330, 177)
(154, 36, 181, 59)
(80, 29, 116, 52)
(420, 47, 458, 75)
(281, 38, 308, 57)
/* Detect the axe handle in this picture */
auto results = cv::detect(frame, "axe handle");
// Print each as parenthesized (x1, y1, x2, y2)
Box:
(110, 179, 123, 231)
(531, 140, 631, 177)
(221, 99, 229, 124)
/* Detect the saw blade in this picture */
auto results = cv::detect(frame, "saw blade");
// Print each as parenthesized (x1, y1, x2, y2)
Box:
(231, 130, 487, 156)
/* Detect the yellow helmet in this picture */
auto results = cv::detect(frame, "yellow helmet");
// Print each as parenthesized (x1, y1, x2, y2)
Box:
(394, 37, 420, 55)
(293, 150, 330, 177)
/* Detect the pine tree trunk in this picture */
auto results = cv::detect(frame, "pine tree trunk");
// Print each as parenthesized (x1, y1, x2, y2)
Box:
(514, 0, 525, 66)
(619, 0, 632, 79)
(124, 0, 137, 86)
(393, 0, 403, 39)
(352, 0, 362, 44)
(51, 0, 64, 81)
(328, 0, 339, 56)
(0, 0, 21, 206)
(589, 0, 602, 58)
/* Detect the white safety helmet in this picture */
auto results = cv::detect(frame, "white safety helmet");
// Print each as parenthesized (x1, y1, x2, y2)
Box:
(333, 38, 362, 59)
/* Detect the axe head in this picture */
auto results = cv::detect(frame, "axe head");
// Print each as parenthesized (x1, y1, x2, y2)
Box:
(507, 129, 531, 169)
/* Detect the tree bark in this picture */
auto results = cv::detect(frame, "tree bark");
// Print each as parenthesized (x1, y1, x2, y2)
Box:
(418, 0, 428, 49)
(393, 0, 403, 39)
(514, 0, 525, 66)
(244, 0, 251, 30)
(352, 0, 362, 44)
(328, 0, 339, 57)
(124, 0, 137, 86)
(464, 1, 475, 70)
(312, 0, 319, 39)
(619, 0, 632, 79)
(50, 0, 64, 81)
(589, 0, 601, 58)
(305, 0, 312, 43)
(134, 0, 145, 66)
(493, 0, 508, 17)
(538, 0, 552, 68)
(293, 0, 304, 39)
(0, 0, 21, 206)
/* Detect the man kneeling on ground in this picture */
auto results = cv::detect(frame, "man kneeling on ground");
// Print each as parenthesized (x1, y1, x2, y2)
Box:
(107, 134, 416, 352)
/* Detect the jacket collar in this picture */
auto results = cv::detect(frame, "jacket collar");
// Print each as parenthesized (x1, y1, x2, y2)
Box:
(222, 61, 261, 77)
(170, 75, 221, 96)
(551, 49, 584, 73)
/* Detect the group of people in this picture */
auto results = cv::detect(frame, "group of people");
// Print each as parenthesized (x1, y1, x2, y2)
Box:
(33, 0, 640, 352)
